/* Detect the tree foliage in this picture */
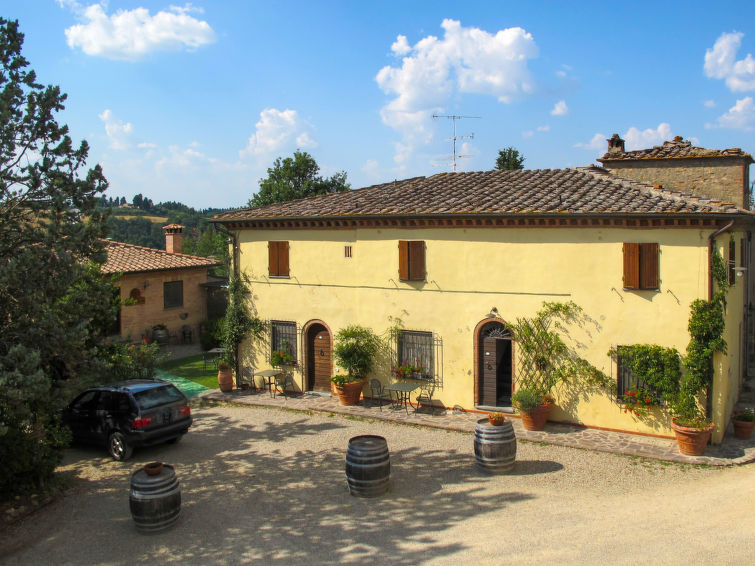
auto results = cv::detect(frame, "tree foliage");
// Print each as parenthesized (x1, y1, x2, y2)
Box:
(494, 147, 525, 171)
(0, 19, 116, 496)
(248, 150, 350, 208)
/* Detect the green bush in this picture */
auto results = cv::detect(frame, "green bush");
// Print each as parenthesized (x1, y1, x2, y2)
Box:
(333, 325, 381, 379)
(200, 318, 223, 350)
(511, 388, 543, 413)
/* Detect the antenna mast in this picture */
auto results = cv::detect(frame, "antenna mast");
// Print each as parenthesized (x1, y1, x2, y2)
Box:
(432, 114, 480, 172)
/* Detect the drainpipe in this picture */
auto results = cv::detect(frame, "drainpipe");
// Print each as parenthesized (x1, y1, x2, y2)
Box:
(708, 220, 735, 301)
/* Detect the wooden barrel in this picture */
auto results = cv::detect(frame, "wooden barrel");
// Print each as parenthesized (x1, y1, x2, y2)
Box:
(345, 435, 390, 497)
(474, 419, 517, 473)
(129, 463, 181, 533)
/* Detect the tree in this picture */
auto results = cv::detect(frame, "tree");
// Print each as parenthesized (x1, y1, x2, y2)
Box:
(0, 19, 117, 495)
(248, 150, 350, 208)
(495, 147, 525, 171)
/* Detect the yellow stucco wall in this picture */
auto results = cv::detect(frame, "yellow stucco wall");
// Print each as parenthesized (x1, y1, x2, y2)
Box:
(234, 225, 747, 442)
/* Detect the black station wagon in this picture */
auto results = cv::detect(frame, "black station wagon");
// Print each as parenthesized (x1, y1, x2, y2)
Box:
(62, 379, 192, 460)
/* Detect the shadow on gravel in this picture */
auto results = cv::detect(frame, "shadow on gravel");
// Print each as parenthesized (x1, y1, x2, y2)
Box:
(3, 406, 540, 565)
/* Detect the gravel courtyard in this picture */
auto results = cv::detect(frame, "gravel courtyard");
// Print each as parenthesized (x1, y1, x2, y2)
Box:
(1, 403, 753, 565)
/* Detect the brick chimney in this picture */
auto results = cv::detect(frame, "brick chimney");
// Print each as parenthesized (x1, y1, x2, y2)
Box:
(606, 133, 625, 154)
(163, 224, 184, 254)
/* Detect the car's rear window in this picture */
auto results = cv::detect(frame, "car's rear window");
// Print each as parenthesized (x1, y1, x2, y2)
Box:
(133, 385, 185, 410)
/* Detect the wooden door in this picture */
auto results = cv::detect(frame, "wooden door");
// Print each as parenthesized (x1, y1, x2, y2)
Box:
(481, 337, 498, 406)
(311, 330, 331, 392)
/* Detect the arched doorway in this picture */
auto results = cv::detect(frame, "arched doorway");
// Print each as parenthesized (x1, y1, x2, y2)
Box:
(476, 320, 513, 407)
(304, 322, 332, 392)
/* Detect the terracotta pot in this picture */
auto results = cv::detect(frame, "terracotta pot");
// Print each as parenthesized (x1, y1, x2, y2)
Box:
(144, 461, 163, 476)
(335, 379, 365, 406)
(520, 403, 553, 431)
(732, 418, 754, 440)
(671, 418, 714, 456)
(218, 367, 233, 392)
(488, 415, 506, 426)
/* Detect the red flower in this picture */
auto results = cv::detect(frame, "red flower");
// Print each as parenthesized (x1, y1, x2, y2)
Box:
(645, 397, 651, 403)
(629, 391, 636, 396)
(646, 404, 651, 409)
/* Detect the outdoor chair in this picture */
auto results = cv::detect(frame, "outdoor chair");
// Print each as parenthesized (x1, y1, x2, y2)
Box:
(203, 351, 219, 370)
(181, 325, 193, 343)
(273, 372, 295, 399)
(415, 381, 438, 414)
(369, 379, 391, 410)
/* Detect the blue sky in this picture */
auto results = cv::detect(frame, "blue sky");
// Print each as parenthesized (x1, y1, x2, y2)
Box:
(5, 1, 755, 209)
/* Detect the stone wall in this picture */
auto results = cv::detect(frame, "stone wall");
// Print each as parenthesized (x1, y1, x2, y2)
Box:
(118, 267, 210, 342)
(603, 157, 750, 208)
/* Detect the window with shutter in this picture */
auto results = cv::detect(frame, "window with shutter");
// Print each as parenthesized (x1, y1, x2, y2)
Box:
(268, 241, 290, 277)
(163, 280, 183, 309)
(623, 242, 659, 290)
(398, 240, 426, 281)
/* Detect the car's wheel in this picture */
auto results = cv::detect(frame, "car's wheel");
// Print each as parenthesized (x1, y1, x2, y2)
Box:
(108, 431, 133, 461)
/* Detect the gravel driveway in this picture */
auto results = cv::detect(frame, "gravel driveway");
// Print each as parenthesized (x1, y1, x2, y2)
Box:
(1, 403, 753, 565)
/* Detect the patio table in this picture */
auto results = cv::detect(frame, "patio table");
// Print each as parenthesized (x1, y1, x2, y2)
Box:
(385, 381, 421, 414)
(254, 368, 284, 396)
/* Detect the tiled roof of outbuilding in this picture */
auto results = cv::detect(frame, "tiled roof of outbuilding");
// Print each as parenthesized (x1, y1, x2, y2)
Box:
(213, 167, 747, 223)
(101, 240, 220, 274)
(598, 136, 753, 162)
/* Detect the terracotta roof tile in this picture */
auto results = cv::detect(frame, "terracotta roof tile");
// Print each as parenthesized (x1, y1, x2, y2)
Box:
(598, 136, 754, 162)
(101, 240, 220, 274)
(213, 167, 747, 223)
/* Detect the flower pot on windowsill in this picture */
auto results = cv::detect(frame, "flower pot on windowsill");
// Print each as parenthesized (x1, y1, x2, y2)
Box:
(670, 417, 714, 456)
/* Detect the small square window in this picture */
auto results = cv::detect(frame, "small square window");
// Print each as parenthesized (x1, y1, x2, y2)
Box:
(345, 245, 352, 258)
(163, 280, 183, 309)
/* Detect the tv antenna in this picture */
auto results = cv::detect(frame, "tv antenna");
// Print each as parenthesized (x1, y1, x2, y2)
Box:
(432, 114, 480, 172)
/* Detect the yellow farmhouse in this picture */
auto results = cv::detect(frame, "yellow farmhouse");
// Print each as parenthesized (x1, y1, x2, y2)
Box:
(214, 136, 753, 443)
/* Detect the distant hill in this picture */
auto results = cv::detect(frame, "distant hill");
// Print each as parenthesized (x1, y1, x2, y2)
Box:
(100, 194, 233, 275)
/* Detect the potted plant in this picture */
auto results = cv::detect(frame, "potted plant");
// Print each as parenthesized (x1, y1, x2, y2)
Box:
(488, 411, 506, 426)
(731, 408, 755, 440)
(669, 394, 714, 456)
(217, 361, 233, 392)
(330, 325, 381, 406)
(392, 360, 426, 380)
(152, 323, 169, 345)
(511, 387, 553, 431)
(271, 348, 294, 367)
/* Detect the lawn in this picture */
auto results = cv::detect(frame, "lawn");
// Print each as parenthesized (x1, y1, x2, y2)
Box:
(158, 354, 219, 389)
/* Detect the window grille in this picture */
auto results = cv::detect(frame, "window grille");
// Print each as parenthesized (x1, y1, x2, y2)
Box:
(271, 320, 298, 364)
(614, 346, 664, 404)
(392, 330, 443, 388)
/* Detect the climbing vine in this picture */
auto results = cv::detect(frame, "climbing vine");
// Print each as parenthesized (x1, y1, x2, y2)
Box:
(222, 272, 265, 372)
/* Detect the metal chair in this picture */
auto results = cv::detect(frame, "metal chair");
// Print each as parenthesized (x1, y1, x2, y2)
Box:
(203, 351, 219, 370)
(273, 372, 295, 399)
(415, 381, 437, 414)
(181, 325, 193, 343)
(369, 379, 391, 410)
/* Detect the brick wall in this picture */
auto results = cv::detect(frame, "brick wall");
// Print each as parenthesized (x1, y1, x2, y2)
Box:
(603, 157, 750, 208)
(118, 267, 210, 342)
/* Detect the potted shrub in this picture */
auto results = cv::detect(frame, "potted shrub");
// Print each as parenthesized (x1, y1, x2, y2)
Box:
(330, 325, 381, 406)
(512, 387, 553, 431)
(271, 347, 294, 367)
(217, 361, 233, 392)
(152, 323, 169, 345)
(669, 394, 714, 456)
(731, 408, 755, 440)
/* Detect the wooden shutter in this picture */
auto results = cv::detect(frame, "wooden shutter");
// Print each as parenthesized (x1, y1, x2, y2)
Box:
(279, 241, 289, 277)
(268, 241, 289, 276)
(639, 243, 659, 290)
(729, 240, 736, 285)
(398, 241, 409, 280)
(408, 241, 426, 281)
(623, 243, 639, 289)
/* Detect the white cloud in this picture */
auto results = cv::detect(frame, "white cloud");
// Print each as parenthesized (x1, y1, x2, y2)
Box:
(623, 123, 673, 150)
(704, 99, 716, 108)
(361, 159, 380, 180)
(376, 19, 538, 165)
(574, 133, 606, 151)
(537, 124, 550, 132)
(98, 109, 133, 149)
(704, 32, 755, 92)
(391, 35, 411, 56)
(710, 97, 755, 130)
(63, 3, 216, 60)
(550, 100, 568, 116)
(522, 130, 534, 138)
(240, 108, 316, 159)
